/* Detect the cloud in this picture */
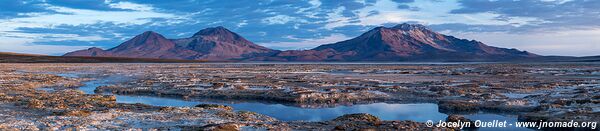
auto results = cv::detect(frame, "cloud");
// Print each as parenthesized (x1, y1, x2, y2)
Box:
(0, 1, 183, 55)
(0, 37, 93, 55)
(261, 15, 307, 25)
(323, 0, 543, 30)
(309, 0, 322, 7)
(237, 20, 248, 27)
(0, 1, 50, 19)
(449, 0, 600, 32)
(108, 1, 154, 11)
(447, 28, 600, 56)
(0, 32, 108, 42)
(258, 33, 351, 50)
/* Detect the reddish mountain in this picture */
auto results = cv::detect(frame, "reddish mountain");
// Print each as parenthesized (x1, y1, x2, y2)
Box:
(171, 26, 277, 60)
(65, 24, 538, 62)
(260, 23, 538, 61)
(64, 27, 276, 60)
(65, 31, 197, 59)
(104, 31, 198, 59)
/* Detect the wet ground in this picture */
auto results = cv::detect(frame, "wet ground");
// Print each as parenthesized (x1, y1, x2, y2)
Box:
(1, 63, 599, 130)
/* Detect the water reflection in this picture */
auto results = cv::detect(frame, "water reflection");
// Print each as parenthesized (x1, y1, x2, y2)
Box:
(464, 114, 529, 131)
(230, 103, 447, 122)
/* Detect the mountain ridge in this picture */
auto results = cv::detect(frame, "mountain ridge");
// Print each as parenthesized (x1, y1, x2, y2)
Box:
(64, 23, 541, 62)
(65, 27, 276, 60)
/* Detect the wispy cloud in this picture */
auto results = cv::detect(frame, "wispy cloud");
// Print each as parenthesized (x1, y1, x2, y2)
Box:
(107, 1, 154, 11)
(0, 1, 182, 55)
(323, 0, 543, 29)
(258, 33, 351, 50)
(261, 15, 307, 25)
(0, 37, 93, 55)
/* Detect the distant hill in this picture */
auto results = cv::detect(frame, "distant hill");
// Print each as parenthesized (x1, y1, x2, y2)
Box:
(0, 52, 206, 63)
(575, 56, 600, 62)
(534, 55, 600, 62)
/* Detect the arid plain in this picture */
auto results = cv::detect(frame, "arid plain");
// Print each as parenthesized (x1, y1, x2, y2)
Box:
(0, 63, 598, 130)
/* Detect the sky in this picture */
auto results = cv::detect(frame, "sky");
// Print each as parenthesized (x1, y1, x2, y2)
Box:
(0, 0, 598, 56)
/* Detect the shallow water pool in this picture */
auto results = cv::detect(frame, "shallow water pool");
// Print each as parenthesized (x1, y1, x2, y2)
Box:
(75, 75, 531, 130)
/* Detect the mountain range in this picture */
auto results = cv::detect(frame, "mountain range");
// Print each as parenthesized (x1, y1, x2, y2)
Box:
(64, 23, 540, 62)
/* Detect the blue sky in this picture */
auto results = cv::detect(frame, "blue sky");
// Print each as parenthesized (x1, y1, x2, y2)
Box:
(0, 0, 598, 56)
